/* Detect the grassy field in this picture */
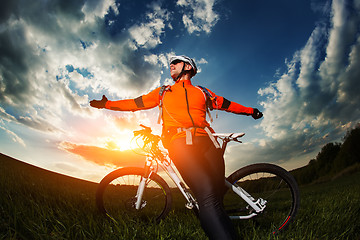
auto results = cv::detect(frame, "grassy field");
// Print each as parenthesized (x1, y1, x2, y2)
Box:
(1, 153, 359, 239)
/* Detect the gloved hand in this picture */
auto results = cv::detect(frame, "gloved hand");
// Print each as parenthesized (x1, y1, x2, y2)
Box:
(90, 95, 108, 109)
(252, 108, 263, 119)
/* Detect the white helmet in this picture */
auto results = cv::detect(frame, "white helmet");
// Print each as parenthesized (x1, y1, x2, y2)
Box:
(169, 55, 197, 76)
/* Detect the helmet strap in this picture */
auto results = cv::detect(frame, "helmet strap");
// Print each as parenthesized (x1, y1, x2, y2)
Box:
(174, 63, 192, 82)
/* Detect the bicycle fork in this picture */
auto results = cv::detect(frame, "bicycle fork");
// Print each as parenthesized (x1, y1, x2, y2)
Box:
(135, 158, 152, 210)
(135, 157, 198, 211)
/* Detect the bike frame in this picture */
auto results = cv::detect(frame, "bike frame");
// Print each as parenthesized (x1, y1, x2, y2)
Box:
(97, 126, 298, 235)
(135, 148, 267, 219)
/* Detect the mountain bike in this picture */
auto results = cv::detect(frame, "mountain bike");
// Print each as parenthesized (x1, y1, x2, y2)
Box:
(96, 125, 300, 235)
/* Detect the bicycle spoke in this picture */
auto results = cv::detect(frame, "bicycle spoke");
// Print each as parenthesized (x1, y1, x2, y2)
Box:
(96, 167, 172, 223)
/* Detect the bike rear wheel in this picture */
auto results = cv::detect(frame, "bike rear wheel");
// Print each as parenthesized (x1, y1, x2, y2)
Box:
(96, 167, 172, 223)
(224, 163, 300, 235)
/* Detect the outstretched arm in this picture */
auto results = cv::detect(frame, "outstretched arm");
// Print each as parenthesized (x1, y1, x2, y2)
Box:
(221, 99, 263, 119)
(90, 87, 161, 112)
(207, 89, 263, 119)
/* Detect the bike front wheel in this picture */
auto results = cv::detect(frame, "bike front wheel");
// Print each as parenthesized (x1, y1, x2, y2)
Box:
(96, 167, 172, 223)
(224, 163, 300, 235)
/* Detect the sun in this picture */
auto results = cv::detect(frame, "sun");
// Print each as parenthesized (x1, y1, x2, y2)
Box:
(105, 132, 136, 151)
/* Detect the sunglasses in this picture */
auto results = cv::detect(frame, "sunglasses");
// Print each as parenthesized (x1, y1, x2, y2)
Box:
(170, 60, 183, 65)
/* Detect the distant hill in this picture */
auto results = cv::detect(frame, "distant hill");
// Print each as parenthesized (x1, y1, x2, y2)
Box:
(0, 152, 98, 190)
(289, 125, 360, 185)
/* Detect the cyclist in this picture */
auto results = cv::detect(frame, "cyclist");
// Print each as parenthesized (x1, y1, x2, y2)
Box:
(90, 55, 263, 240)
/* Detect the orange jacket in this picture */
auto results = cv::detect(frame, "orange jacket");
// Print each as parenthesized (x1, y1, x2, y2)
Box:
(105, 80, 254, 141)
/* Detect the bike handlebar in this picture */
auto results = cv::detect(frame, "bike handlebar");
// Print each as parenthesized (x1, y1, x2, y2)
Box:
(213, 133, 245, 144)
(132, 125, 162, 156)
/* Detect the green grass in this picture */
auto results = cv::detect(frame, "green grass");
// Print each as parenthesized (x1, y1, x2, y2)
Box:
(1, 153, 359, 239)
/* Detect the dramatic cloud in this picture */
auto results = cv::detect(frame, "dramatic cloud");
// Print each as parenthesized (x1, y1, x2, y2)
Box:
(259, 0, 360, 140)
(0, 0, 167, 138)
(225, 0, 360, 171)
(0, 0, 219, 140)
(60, 142, 146, 168)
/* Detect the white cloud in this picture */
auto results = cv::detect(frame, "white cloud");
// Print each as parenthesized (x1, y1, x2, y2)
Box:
(128, 2, 170, 50)
(82, 0, 119, 22)
(129, 19, 165, 49)
(177, 0, 219, 34)
(197, 58, 208, 64)
(144, 53, 171, 69)
(254, 0, 360, 167)
(0, 124, 26, 147)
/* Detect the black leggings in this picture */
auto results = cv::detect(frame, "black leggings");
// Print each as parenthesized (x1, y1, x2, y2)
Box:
(168, 136, 237, 240)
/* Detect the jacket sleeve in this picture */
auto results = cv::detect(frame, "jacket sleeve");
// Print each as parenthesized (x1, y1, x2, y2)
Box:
(105, 87, 161, 112)
(208, 88, 254, 115)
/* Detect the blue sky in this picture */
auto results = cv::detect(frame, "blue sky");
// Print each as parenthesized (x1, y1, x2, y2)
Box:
(1, 0, 359, 181)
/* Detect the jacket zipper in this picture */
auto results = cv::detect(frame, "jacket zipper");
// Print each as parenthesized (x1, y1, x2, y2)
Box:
(183, 82, 195, 127)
